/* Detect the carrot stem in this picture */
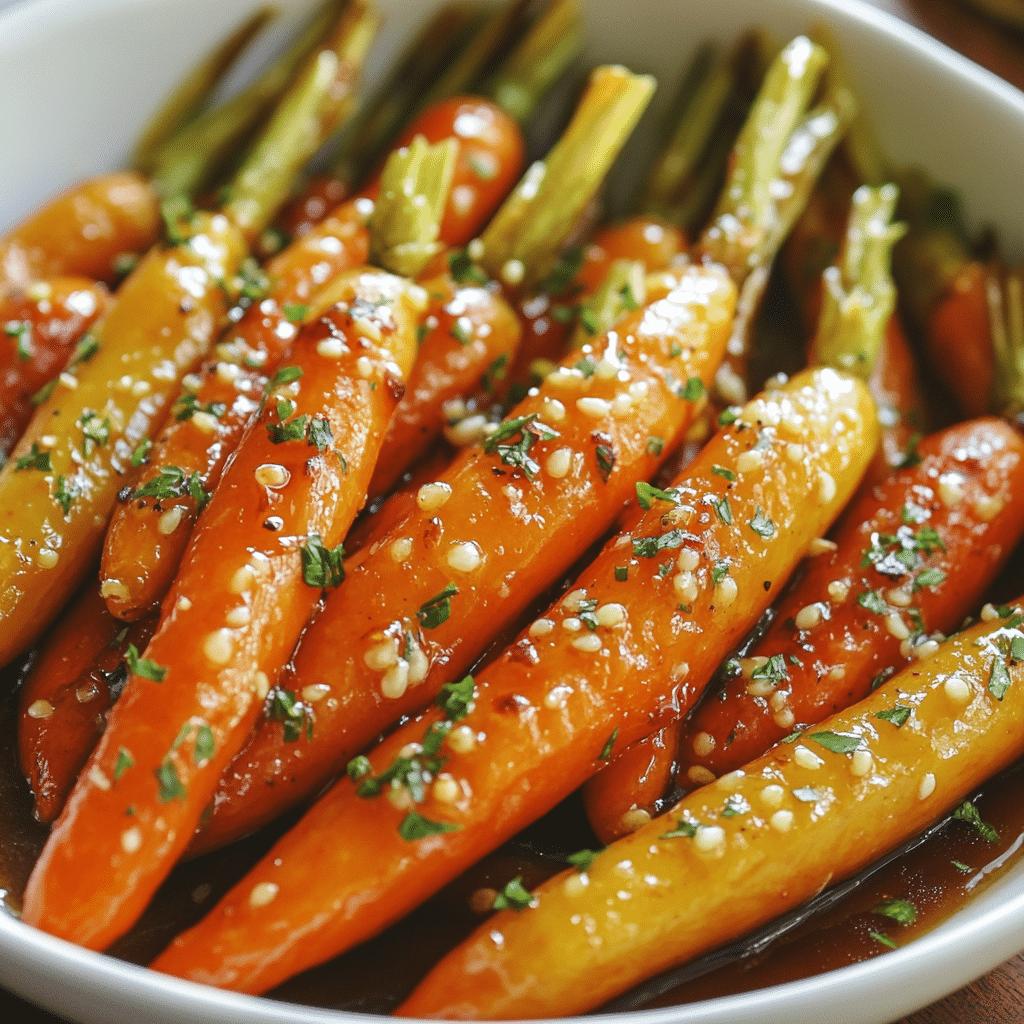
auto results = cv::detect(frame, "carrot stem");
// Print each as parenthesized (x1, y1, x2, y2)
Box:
(133, 6, 275, 175)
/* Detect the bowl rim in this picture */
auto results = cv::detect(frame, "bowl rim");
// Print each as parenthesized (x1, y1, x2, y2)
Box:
(1, 1, 1024, 1022)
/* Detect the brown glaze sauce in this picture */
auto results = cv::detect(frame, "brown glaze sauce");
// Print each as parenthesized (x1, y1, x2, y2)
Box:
(2, 652, 1023, 1016)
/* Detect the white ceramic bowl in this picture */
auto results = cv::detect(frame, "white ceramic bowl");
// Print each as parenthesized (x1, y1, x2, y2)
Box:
(2, 1, 1024, 1023)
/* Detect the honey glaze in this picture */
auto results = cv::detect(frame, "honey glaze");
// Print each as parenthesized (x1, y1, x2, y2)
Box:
(1, 658, 1023, 1014)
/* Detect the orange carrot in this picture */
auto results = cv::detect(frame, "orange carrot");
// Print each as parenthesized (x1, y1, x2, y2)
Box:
(21, 263, 425, 949)
(0, 174, 161, 292)
(590, 416, 1024, 843)
(19, 596, 157, 824)
(152, 365, 878, 992)
(398, 597, 1024, 1019)
(189, 259, 735, 856)
(0, 278, 111, 457)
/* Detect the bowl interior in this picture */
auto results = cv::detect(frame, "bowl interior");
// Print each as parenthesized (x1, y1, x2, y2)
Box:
(1, 1, 1024, 1023)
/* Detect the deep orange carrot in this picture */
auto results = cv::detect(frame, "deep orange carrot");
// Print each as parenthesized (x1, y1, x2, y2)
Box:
(0, 174, 161, 292)
(21, 263, 425, 949)
(0, 277, 111, 457)
(189, 260, 735, 855)
(19, 598, 157, 824)
(588, 416, 1024, 842)
(152, 365, 878, 992)
(398, 599, 1024, 1019)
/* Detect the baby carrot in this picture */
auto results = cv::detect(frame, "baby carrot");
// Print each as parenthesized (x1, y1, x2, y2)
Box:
(20, 601, 157, 824)
(0, 278, 111, 458)
(189, 257, 733, 855)
(152, 365, 877, 991)
(674, 416, 1024, 787)
(0, 3, 378, 664)
(399, 600, 1024, 1019)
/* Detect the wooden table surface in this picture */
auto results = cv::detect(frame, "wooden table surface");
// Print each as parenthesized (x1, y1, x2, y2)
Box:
(2, 0, 1023, 1021)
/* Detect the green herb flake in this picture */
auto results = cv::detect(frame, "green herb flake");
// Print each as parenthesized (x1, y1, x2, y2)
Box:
(792, 786, 820, 803)
(125, 643, 167, 682)
(711, 559, 730, 584)
(113, 747, 134, 781)
(1010, 635, 1024, 662)
(717, 407, 739, 427)
(537, 248, 583, 296)
(913, 568, 947, 592)
(81, 412, 112, 453)
(566, 848, 600, 872)
(898, 432, 923, 469)
(14, 442, 51, 472)
(493, 877, 534, 911)
(632, 529, 687, 559)
(710, 495, 732, 525)
(418, 583, 459, 629)
(989, 656, 1011, 700)
(307, 415, 334, 454)
(953, 800, 999, 842)
(668, 342, 682, 358)
(711, 465, 735, 482)
(31, 378, 57, 405)
(4, 319, 33, 361)
(130, 438, 152, 467)
(682, 376, 705, 402)
(482, 353, 508, 392)
(267, 414, 309, 444)
(951, 860, 972, 874)
(614, 566, 629, 582)
(347, 755, 372, 781)
(436, 675, 475, 721)
(809, 730, 861, 755)
(579, 308, 600, 336)
(870, 931, 897, 950)
(598, 728, 619, 761)
(721, 794, 750, 818)
(131, 465, 209, 508)
(398, 811, 460, 841)
(874, 704, 912, 727)
(751, 654, 788, 685)
(872, 898, 918, 925)
(748, 506, 775, 540)
(482, 413, 560, 480)
(660, 819, 698, 839)
(269, 688, 314, 742)
(646, 436, 664, 457)
(301, 534, 345, 589)
(575, 355, 597, 377)
(194, 724, 215, 764)
(450, 319, 473, 346)
(857, 589, 888, 615)
(53, 474, 79, 515)
(448, 249, 488, 286)
(595, 443, 615, 482)
(269, 365, 303, 389)
(283, 302, 308, 324)
(154, 757, 186, 803)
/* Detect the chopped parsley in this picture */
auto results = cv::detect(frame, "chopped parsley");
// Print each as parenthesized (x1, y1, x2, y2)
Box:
(721, 794, 750, 817)
(897, 432, 923, 469)
(646, 436, 664, 457)
(113, 748, 134, 780)
(175, 393, 227, 422)
(125, 643, 167, 682)
(635, 481, 678, 510)
(307, 415, 334, 454)
(874, 704, 912, 727)
(450, 318, 473, 346)
(269, 688, 314, 742)
(301, 535, 345, 588)
(482, 353, 508, 392)
(913, 568, 947, 591)
(748, 506, 774, 539)
(717, 407, 739, 426)
(80, 411, 110, 456)
(857, 589, 888, 615)
(448, 249, 488, 285)
(870, 931, 897, 950)
(711, 465, 735, 482)
(493, 877, 534, 911)
(595, 443, 615, 482)
(131, 465, 210, 508)
(418, 583, 459, 629)
(598, 728, 619, 760)
(5, 319, 32, 361)
(267, 413, 309, 444)
(14, 442, 51, 472)
(752, 654, 788, 685)
(614, 566, 629, 582)
(710, 495, 732, 525)
(194, 723, 215, 763)
(154, 757, 186, 802)
(566, 848, 600, 872)
(632, 529, 686, 559)
(953, 800, 999, 843)
(711, 559, 731, 584)
(130, 438, 152, 467)
(54, 474, 79, 515)
(681, 376, 705, 402)
(399, 811, 460, 841)
(436, 676, 474, 721)
(808, 730, 861, 754)
(575, 354, 597, 377)
(482, 414, 559, 480)
(872, 898, 917, 925)
(268, 365, 303, 389)
(660, 819, 698, 839)
(282, 302, 308, 324)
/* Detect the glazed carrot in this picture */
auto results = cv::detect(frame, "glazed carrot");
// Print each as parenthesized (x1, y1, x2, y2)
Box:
(0, 278, 111, 457)
(398, 601, 1024, 1019)
(190, 257, 731, 856)
(20, 136, 452, 950)
(100, 92, 523, 620)
(671, 415, 1024, 789)
(20, 602, 157, 824)
(0, 174, 161, 293)
(153, 365, 877, 991)
(0, 3, 378, 668)
(583, 182, 905, 841)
